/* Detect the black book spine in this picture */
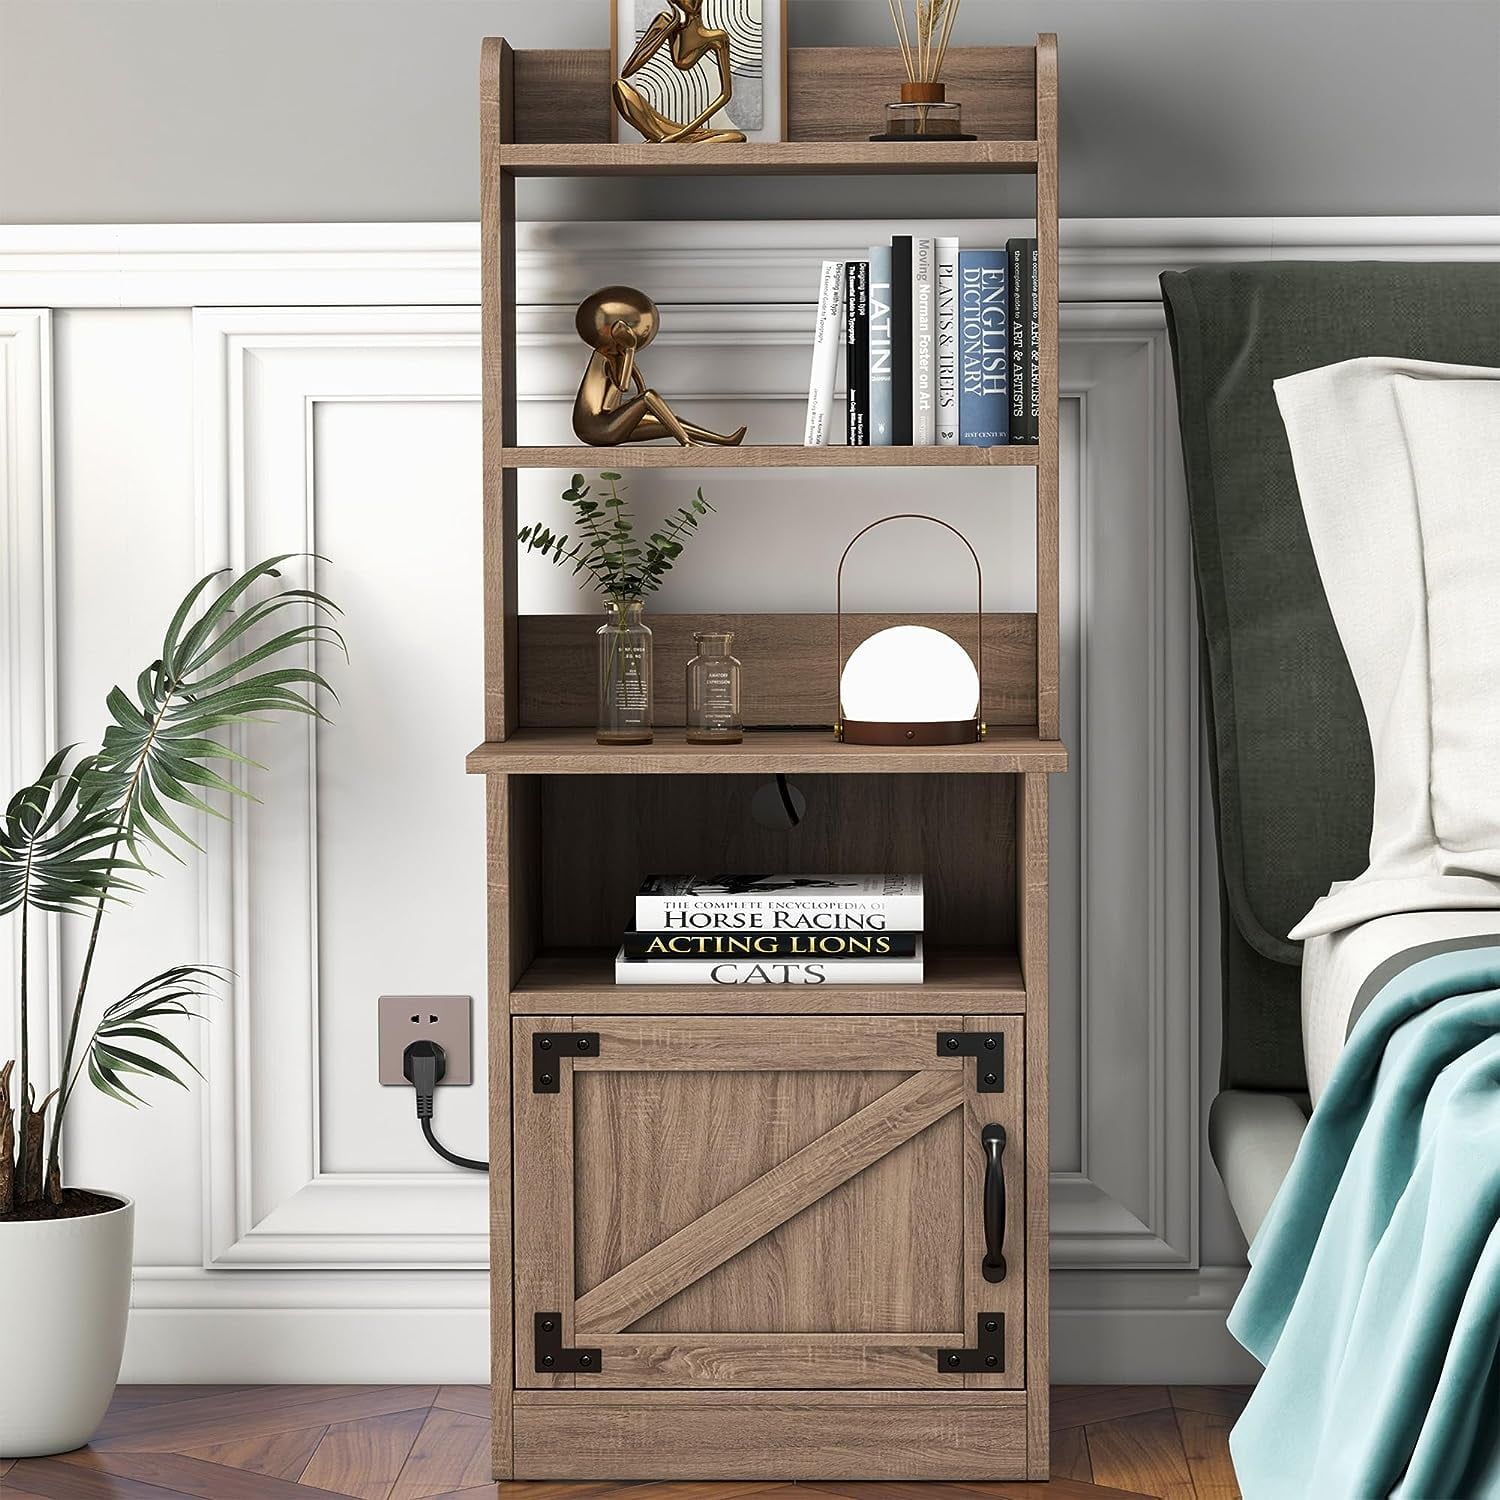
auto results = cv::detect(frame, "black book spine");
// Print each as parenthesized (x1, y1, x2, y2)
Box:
(622, 931, 921, 960)
(845, 260, 870, 446)
(890, 235, 913, 445)
(1027, 239, 1040, 444)
(1007, 238, 1027, 445)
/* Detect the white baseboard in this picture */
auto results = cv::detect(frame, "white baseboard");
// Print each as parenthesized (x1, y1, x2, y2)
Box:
(123, 1267, 1258, 1385)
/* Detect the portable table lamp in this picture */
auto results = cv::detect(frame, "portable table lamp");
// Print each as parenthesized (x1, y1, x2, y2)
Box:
(833, 514, 986, 745)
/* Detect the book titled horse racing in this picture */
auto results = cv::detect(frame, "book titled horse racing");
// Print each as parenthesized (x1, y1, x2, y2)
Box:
(615, 938, 924, 986)
(634, 874, 923, 932)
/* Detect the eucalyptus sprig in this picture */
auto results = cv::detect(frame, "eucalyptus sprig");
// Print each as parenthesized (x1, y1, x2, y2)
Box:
(520, 472, 715, 600)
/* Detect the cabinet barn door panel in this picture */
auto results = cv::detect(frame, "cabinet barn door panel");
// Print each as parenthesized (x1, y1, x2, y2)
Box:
(512, 1014, 1024, 1391)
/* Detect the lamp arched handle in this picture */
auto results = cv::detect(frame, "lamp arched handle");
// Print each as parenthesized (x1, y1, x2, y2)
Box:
(834, 513, 984, 738)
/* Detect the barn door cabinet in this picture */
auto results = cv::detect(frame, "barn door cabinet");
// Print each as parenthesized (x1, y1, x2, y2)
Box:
(474, 37, 1062, 1484)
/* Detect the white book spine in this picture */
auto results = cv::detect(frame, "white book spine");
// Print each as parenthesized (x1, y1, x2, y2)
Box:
(616, 944, 924, 986)
(803, 259, 846, 446)
(912, 237, 936, 445)
(634, 893, 925, 930)
(935, 236, 960, 445)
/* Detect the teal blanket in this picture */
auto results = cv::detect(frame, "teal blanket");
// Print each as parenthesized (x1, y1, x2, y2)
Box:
(1230, 947, 1500, 1497)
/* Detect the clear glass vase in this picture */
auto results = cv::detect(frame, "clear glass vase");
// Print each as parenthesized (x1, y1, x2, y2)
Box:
(685, 630, 742, 744)
(597, 596, 653, 744)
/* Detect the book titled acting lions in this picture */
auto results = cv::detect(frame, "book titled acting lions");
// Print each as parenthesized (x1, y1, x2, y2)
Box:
(618, 875, 924, 985)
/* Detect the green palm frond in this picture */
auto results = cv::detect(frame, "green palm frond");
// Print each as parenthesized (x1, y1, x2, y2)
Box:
(83, 965, 220, 1108)
(0, 747, 140, 917)
(85, 556, 346, 859)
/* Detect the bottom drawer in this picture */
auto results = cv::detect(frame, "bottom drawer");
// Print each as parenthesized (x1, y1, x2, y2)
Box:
(511, 1392, 1030, 1480)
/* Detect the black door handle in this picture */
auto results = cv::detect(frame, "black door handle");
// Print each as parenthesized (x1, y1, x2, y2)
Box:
(982, 1122, 1007, 1282)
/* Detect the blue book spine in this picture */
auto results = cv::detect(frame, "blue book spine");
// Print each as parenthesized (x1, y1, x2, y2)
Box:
(958, 251, 1009, 446)
(866, 245, 893, 445)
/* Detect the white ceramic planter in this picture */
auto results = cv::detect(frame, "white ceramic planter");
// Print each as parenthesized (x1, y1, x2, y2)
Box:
(0, 1192, 134, 1457)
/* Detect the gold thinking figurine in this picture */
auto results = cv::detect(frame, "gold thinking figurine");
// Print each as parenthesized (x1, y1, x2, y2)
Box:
(613, 0, 747, 144)
(572, 287, 747, 448)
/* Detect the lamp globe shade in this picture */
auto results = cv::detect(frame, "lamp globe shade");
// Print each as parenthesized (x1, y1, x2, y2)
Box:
(840, 625, 980, 724)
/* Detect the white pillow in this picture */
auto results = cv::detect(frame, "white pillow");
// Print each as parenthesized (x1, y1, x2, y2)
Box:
(1275, 358, 1500, 938)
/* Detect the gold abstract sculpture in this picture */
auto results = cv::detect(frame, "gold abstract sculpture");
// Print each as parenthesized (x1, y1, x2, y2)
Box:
(613, 1, 747, 144)
(573, 287, 747, 448)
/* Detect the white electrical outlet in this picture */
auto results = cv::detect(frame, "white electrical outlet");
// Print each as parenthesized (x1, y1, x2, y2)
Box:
(378, 994, 473, 1085)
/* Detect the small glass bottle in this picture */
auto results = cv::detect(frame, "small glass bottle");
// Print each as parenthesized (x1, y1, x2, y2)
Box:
(685, 630, 742, 744)
(597, 596, 653, 745)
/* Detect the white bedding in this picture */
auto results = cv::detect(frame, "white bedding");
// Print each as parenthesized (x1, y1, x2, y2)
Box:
(1301, 908, 1500, 1104)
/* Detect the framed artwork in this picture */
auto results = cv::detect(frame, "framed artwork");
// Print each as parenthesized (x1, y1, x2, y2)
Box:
(611, 0, 788, 143)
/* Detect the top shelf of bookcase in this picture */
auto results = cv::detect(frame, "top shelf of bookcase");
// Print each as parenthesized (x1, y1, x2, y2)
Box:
(497, 140, 1041, 178)
(486, 43, 1054, 180)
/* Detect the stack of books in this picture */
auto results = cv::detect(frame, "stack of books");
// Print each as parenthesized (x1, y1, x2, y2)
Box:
(615, 875, 925, 986)
(804, 236, 1039, 449)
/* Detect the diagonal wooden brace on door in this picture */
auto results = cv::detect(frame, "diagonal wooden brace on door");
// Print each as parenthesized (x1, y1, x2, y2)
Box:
(573, 1068, 965, 1335)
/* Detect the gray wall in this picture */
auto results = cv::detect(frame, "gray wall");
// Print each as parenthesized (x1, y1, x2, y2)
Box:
(2, 0, 1498, 223)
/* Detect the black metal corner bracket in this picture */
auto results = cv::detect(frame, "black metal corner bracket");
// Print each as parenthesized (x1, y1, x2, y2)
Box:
(532, 1031, 600, 1092)
(936, 1031, 1005, 1092)
(937, 1313, 1005, 1373)
(534, 1312, 602, 1373)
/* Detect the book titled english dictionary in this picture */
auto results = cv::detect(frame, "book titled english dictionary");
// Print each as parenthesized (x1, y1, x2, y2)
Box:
(635, 874, 923, 932)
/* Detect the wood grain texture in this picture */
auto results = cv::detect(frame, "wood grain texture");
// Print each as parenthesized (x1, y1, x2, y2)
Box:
(1019, 773, 1051, 1474)
(1053, 1388, 1172, 1432)
(180, 1426, 328, 1481)
(484, 778, 516, 1475)
(573, 1068, 964, 1335)
(510, 1402, 1027, 1481)
(296, 1408, 427, 1500)
(1052, 1425, 1094, 1482)
(508, 946, 1025, 1013)
(60, 1450, 354, 1499)
(573, 1065, 962, 1344)
(511, 1016, 575, 1392)
(498, 445, 1042, 468)
(963, 1016, 1026, 1391)
(576, 1016, 964, 1073)
(388, 1408, 494, 1500)
(1034, 34, 1060, 741)
(530, 774, 1022, 952)
(1086, 1408, 1196, 1500)
(1173, 1409, 1240, 1500)
(468, 730, 1067, 776)
(496, 142, 1040, 176)
(518, 614, 1037, 731)
(586, 1336, 957, 1390)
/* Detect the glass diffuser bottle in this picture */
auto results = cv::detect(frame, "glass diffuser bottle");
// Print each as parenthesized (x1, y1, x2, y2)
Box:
(597, 597, 653, 744)
(685, 630, 742, 744)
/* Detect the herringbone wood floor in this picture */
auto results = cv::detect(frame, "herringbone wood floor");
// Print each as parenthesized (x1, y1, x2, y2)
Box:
(1, 1385, 1247, 1499)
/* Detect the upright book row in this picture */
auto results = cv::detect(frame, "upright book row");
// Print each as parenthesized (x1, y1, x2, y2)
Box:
(804, 236, 1040, 449)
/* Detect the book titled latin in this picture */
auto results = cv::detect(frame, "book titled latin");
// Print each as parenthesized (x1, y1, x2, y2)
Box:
(803, 259, 845, 446)
(616, 939, 924, 986)
(844, 260, 870, 446)
(635, 874, 924, 931)
(867, 244, 894, 444)
(934, 236, 960, 445)
(622, 930, 921, 960)
(912, 236, 936, 445)
(958, 250, 1008, 446)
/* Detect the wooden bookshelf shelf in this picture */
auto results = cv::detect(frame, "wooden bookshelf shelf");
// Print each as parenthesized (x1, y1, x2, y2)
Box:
(479, 33, 1060, 1485)
(497, 140, 1041, 177)
(500, 444, 1041, 469)
(467, 728, 1068, 776)
(510, 945, 1027, 1013)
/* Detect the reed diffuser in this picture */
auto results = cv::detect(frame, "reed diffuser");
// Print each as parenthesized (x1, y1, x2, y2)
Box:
(874, 0, 972, 140)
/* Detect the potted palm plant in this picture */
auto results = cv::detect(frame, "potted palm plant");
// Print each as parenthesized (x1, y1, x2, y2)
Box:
(0, 556, 342, 1457)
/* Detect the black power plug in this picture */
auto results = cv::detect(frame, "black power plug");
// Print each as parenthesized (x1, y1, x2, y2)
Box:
(402, 1039, 488, 1172)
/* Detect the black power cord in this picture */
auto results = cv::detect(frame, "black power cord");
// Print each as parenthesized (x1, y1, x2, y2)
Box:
(403, 1039, 489, 1172)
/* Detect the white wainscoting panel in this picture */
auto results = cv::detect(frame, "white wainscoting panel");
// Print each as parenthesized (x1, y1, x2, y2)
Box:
(0, 310, 58, 1087)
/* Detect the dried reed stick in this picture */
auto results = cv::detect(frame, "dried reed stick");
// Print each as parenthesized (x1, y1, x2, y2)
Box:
(888, 0, 914, 81)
